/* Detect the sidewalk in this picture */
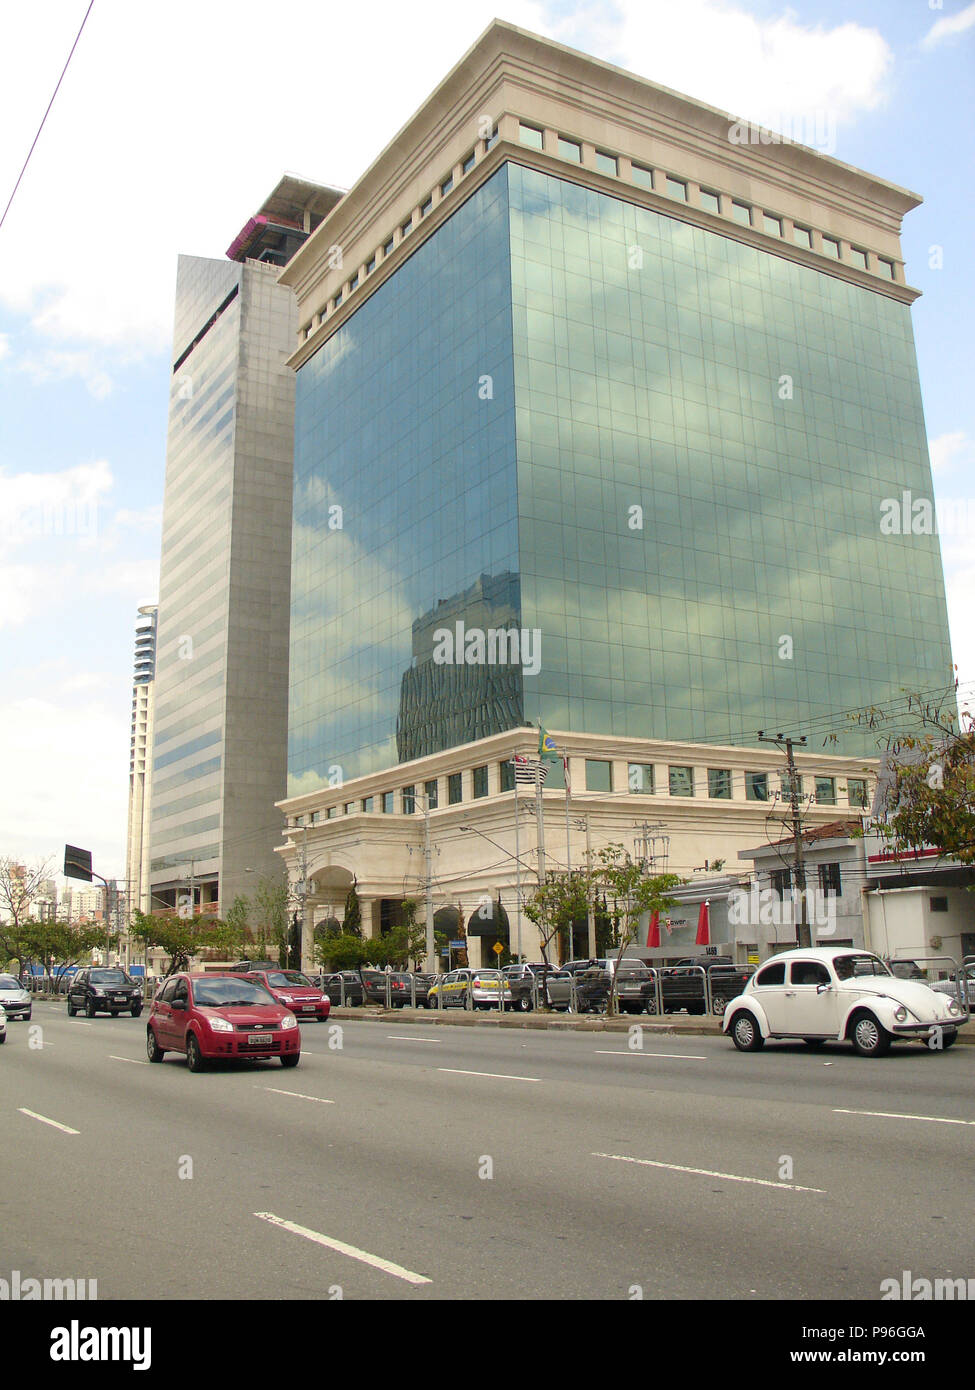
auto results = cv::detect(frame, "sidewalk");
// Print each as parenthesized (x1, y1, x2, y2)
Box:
(326, 1005, 975, 1043)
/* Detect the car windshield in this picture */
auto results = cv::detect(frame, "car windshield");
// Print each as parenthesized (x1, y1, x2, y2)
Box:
(0, 975, 22, 989)
(265, 971, 310, 987)
(91, 970, 129, 984)
(833, 954, 891, 981)
(193, 979, 276, 1007)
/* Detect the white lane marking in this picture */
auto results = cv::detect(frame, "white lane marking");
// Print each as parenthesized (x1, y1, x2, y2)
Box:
(833, 1107, 975, 1127)
(262, 1088, 334, 1105)
(254, 1212, 431, 1285)
(594, 1050, 707, 1061)
(18, 1108, 79, 1135)
(592, 1152, 825, 1193)
(110, 1055, 149, 1066)
(437, 1067, 540, 1082)
(387, 1035, 442, 1043)
(69, 1021, 93, 1027)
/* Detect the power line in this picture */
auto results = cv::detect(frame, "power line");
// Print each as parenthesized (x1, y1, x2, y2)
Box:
(0, 1, 95, 235)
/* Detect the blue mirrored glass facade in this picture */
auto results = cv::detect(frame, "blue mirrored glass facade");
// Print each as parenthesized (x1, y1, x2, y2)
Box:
(288, 161, 953, 796)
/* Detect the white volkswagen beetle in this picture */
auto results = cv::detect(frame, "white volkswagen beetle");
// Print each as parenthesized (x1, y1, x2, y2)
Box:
(723, 947, 966, 1057)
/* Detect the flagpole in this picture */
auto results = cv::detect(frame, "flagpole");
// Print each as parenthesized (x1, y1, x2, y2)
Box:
(514, 783, 522, 963)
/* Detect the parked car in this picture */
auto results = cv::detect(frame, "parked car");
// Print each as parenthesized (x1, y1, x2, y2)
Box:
(723, 948, 965, 1057)
(660, 956, 755, 1015)
(929, 966, 975, 1011)
(887, 959, 928, 981)
(227, 960, 279, 972)
(0, 1007, 6, 1044)
(146, 972, 300, 1071)
(0, 974, 32, 1021)
(68, 968, 143, 1018)
(427, 968, 514, 1010)
(322, 972, 365, 1006)
(243, 969, 330, 1021)
(501, 963, 558, 1012)
(577, 961, 658, 1014)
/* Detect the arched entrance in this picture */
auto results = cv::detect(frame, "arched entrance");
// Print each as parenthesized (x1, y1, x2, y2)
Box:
(466, 896, 510, 969)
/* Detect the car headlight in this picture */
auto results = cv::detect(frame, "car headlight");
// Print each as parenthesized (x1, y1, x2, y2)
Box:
(946, 999, 960, 1016)
(279, 993, 294, 1004)
(280, 1014, 297, 1030)
(894, 1005, 908, 1022)
(91, 987, 105, 995)
(208, 1016, 234, 1033)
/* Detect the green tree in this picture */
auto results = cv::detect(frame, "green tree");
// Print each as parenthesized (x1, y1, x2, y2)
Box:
(524, 871, 593, 978)
(130, 910, 233, 977)
(20, 920, 105, 988)
(224, 895, 251, 959)
(0, 857, 54, 967)
(344, 882, 362, 937)
(594, 843, 682, 1016)
(850, 691, 975, 866)
(315, 931, 371, 972)
(253, 875, 288, 963)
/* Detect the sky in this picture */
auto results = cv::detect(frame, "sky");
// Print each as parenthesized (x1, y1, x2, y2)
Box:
(0, 0, 972, 882)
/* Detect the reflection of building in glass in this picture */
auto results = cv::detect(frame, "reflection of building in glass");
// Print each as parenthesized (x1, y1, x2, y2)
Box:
(277, 22, 954, 969)
(149, 177, 342, 918)
(397, 572, 524, 762)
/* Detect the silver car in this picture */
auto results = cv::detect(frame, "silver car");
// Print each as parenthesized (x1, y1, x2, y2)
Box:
(929, 966, 974, 1012)
(0, 974, 31, 1021)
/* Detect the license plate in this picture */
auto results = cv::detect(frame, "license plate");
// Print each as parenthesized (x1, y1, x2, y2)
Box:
(112, 995, 126, 1002)
(247, 1034, 272, 1045)
(302, 1005, 314, 1012)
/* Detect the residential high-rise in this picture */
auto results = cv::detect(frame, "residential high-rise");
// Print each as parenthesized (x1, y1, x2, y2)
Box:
(276, 23, 954, 964)
(125, 603, 157, 917)
(149, 177, 343, 919)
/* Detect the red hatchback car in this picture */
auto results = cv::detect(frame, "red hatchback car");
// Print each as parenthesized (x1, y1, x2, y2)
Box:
(244, 969, 331, 1022)
(146, 973, 301, 1072)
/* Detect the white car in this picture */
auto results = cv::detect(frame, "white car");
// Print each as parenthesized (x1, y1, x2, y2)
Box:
(0, 974, 31, 1021)
(723, 947, 965, 1057)
(0, 1006, 6, 1044)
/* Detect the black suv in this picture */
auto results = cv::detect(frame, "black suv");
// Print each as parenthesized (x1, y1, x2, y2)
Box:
(67, 968, 143, 1018)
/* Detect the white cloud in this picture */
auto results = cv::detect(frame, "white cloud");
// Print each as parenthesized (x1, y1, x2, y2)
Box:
(929, 429, 972, 474)
(0, 459, 112, 548)
(0, 0, 894, 380)
(922, 1, 975, 49)
(0, 333, 10, 361)
(605, 0, 892, 133)
(15, 348, 115, 399)
(0, 693, 129, 872)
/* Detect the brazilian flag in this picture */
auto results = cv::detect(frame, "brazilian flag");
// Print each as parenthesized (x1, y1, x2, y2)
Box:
(538, 727, 560, 761)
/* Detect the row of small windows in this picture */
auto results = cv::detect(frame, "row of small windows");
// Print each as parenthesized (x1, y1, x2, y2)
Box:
(305, 128, 500, 337)
(291, 765, 869, 822)
(517, 120, 898, 282)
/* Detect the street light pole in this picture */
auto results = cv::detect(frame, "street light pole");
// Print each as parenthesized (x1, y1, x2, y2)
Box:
(758, 731, 811, 950)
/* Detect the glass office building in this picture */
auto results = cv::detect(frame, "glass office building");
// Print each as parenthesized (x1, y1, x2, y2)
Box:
(288, 160, 951, 795)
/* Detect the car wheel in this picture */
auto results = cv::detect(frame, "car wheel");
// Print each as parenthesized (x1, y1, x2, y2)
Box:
(24, 1009, 31, 1022)
(730, 1011, 765, 1051)
(939, 1029, 958, 1049)
(146, 1028, 165, 1063)
(0, 1034, 5, 1044)
(643, 998, 658, 1015)
(67, 999, 76, 1015)
(711, 996, 729, 1015)
(85, 999, 96, 1018)
(803, 1038, 826, 1048)
(280, 1052, 300, 1068)
(849, 1010, 891, 1057)
(131, 1007, 142, 1018)
(517, 993, 532, 1013)
(686, 1003, 705, 1016)
(186, 1033, 207, 1073)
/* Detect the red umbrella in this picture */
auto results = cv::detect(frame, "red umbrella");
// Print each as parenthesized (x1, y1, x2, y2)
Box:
(695, 900, 710, 946)
(646, 910, 660, 948)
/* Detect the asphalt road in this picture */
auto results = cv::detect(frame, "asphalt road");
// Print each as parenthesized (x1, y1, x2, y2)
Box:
(4, 1001, 974, 1301)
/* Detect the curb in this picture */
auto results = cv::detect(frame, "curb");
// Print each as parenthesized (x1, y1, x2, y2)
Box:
(325, 1006, 975, 1044)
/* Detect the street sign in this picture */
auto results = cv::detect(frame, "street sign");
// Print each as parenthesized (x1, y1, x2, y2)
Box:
(64, 844, 93, 882)
(492, 941, 505, 955)
(449, 939, 465, 949)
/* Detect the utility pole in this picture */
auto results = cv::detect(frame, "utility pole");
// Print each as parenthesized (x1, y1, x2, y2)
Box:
(758, 732, 811, 949)
(422, 794, 434, 974)
(297, 824, 310, 972)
